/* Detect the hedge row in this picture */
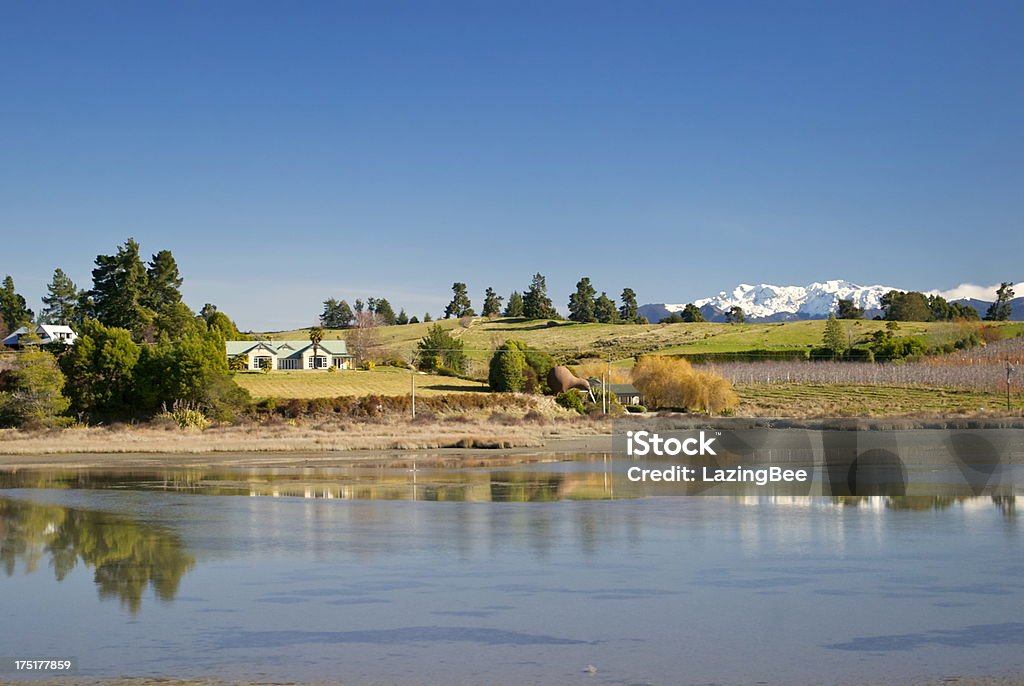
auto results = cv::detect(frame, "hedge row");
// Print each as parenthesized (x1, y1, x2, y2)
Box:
(255, 393, 543, 419)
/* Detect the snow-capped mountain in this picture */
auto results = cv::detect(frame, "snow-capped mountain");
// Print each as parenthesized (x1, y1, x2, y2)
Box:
(639, 280, 898, 323)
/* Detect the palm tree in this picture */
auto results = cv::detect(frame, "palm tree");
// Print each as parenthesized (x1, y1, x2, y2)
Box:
(309, 326, 324, 370)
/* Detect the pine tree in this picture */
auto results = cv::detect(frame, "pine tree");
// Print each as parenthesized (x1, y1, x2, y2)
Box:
(619, 288, 639, 323)
(822, 313, 847, 358)
(375, 298, 397, 325)
(985, 282, 1016, 321)
(504, 291, 525, 317)
(39, 269, 81, 325)
(444, 283, 472, 319)
(682, 304, 705, 322)
(89, 239, 154, 334)
(145, 250, 183, 311)
(1, 275, 35, 330)
(836, 298, 864, 319)
(594, 292, 619, 323)
(396, 308, 409, 325)
(523, 273, 557, 320)
(725, 306, 745, 324)
(321, 298, 340, 328)
(568, 277, 597, 323)
(481, 287, 503, 317)
(336, 300, 354, 327)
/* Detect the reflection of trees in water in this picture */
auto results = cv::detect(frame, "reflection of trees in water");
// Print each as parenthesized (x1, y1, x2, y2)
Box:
(992, 496, 1016, 517)
(885, 496, 957, 511)
(0, 498, 195, 613)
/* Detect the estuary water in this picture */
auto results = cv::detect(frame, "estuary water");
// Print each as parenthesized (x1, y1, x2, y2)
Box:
(1, 455, 1022, 685)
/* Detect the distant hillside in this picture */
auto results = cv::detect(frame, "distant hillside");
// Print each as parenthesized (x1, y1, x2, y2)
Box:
(951, 297, 1024, 320)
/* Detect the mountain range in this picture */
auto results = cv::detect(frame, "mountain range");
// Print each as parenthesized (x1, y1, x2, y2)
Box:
(638, 280, 1024, 323)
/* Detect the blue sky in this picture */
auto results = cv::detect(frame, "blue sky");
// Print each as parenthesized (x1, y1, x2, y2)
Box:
(2, 1, 1022, 330)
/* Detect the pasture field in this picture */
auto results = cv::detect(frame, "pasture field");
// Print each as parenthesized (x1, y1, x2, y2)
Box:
(234, 367, 487, 399)
(736, 383, 1016, 417)
(259, 317, 1024, 364)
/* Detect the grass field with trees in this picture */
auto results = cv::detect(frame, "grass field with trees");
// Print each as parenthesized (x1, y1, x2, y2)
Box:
(262, 316, 1024, 365)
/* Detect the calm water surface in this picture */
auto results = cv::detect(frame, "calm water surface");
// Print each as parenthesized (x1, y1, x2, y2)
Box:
(1, 454, 1022, 685)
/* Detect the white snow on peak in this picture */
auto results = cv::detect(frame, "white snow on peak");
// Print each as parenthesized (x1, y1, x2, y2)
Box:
(664, 280, 901, 319)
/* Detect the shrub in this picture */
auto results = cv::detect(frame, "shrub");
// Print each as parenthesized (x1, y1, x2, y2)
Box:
(416, 324, 467, 373)
(489, 340, 527, 392)
(0, 348, 70, 428)
(157, 400, 210, 430)
(632, 355, 738, 414)
(555, 390, 586, 414)
(625, 404, 647, 413)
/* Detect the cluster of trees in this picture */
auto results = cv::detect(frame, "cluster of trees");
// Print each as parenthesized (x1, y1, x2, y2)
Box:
(566, 280, 647, 324)
(660, 303, 707, 324)
(867, 284, 1015, 323)
(438, 274, 648, 325)
(321, 297, 419, 328)
(877, 291, 979, 322)
(445, 274, 560, 321)
(0, 239, 251, 428)
(659, 304, 745, 324)
(817, 316, 987, 363)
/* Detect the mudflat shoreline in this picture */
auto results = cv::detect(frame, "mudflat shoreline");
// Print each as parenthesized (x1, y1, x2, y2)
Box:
(2, 415, 1023, 470)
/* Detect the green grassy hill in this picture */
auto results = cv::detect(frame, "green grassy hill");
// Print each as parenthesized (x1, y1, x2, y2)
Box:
(259, 317, 1024, 366)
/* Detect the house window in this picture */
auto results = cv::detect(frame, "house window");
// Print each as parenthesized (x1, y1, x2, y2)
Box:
(278, 359, 301, 370)
(252, 356, 272, 370)
(308, 356, 328, 369)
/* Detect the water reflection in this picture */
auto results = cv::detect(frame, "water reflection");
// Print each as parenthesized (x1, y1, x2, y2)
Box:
(0, 461, 1019, 503)
(0, 497, 194, 612)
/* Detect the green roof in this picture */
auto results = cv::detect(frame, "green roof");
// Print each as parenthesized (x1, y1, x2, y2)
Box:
(225, 340, 350, 357)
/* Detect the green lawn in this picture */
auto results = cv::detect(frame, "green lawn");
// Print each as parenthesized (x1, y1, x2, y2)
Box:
(234, 367, 488, 399)
(258, 317, 1024, 366)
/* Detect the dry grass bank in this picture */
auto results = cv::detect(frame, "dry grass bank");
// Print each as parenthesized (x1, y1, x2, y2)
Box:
(0, 413, 609, 456)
